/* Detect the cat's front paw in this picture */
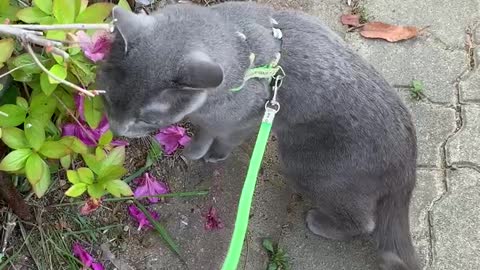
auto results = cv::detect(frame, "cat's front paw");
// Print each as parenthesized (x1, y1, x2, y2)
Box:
(202, 149, 230, 163)
(182, 142, 211, 160)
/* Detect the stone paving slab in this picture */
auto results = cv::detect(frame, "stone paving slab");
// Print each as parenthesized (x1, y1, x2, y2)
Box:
(406, 102, 456, 167)
(346, 34, 466, 104)
(460, 70, 480, 103)
(430, 168, 480, 270)
(447, 105, 480, 166)
(362, 0, 480, 49)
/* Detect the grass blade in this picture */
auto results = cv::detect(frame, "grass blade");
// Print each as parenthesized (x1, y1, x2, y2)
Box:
(133, 200, 181, 257)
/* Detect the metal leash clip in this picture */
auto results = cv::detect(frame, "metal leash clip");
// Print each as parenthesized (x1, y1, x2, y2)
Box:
(263, 67, 285, 123)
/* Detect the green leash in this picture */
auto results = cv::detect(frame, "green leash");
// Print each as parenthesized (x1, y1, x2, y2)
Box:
(221, 71, 284, 270)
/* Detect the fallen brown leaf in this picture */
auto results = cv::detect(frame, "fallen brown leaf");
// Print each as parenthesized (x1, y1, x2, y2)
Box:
(340, 14, 361, 27)
(360, 22, 420, 42)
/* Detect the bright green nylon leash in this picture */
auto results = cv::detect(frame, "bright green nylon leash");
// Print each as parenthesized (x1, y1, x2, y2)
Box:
(221, 119, 274, 270)
(222, 71, 283, 270)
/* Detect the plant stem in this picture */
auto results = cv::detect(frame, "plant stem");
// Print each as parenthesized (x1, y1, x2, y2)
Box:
(8, 23, 112, 31)
(26, 43, 95, 97)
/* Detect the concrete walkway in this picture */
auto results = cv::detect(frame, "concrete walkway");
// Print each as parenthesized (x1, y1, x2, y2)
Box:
(134, 1, 480, 269)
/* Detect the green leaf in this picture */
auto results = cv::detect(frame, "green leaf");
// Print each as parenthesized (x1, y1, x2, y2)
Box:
(98, 130, 113, 146)
(45, 120, 60, 137)
(66, 169, 80, 184)
(83, 95, 103, 129)
(76, 3, 114, 23)
(59, 136, 88, 154)
(146, 139, 163, 167)
(262, 239, 274, 253)
(117, 0, 132, 11)
(81, 153, 102, 175)
(0, 148, 32, 172)
(98, 165, 127, 182)
(60, 155, 71, 169)
(53, 0, 75, 23)
(48, 64, 67, 84)
(29, 90, 57, 124)
(267, 262, 278, 270)
(0, 4, 19, 22)
(55, 89, 75, 113)
(95, 146, 106, 160)
(87, 183, 105, 199)
(105, 179, 132, 197)
(0, 104, 27, 127)
(24, 117, 45, 151)
(0, 38, 14, 68)
(1, 127, 29, 149)
(16, 7, 51, 23)
(32, 159, 51, 198)
(9, 53, 44, 74)
(74, 0, 88, 17)
(40, 72, 58, 96)
(39, 140, 71, 158)
(65, 183, 87, 197)
(25, 152, 44, 184)
(99, 146, 125, 175)
(16, 97, 29, 111)
(33, 0, 53, 15)
(0, 0, 8, 13)
(77, 167, 94, 184)
(70, 55, 96, 86)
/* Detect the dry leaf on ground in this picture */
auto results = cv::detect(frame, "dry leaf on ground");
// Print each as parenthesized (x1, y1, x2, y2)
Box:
(360, 22, 420, 42)
(340, 14, 361, 27)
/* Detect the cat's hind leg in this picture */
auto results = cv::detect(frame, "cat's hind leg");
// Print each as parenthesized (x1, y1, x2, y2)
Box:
(306, 194, 376, 241)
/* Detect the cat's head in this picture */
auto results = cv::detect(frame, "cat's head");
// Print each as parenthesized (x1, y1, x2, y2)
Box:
(97, 6, 224, 137)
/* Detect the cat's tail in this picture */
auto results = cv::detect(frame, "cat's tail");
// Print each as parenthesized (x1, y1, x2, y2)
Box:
(373, 191, 420, 270)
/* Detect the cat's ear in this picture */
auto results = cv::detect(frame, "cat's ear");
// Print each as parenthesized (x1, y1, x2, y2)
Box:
(112, 6, 155, 41)
(177, 51, 224, 89)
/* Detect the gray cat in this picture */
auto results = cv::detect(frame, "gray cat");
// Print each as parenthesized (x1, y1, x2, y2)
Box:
(98, 2, 419, 270)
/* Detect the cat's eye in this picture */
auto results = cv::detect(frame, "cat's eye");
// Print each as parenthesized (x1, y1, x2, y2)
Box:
(137, 119, 155, 126)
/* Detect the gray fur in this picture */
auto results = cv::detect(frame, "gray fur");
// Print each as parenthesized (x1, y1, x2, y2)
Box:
(98, 3, 420, 269)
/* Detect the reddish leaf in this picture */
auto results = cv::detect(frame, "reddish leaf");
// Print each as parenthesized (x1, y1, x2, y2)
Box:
(360, 22, 419, 42)
(340, 14, 360, 27)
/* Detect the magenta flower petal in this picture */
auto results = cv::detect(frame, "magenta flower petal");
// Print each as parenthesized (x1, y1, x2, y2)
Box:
(73, 243, 94, 267)
(205, 206, 224, 231)
(62, 123, 78, 137)
(133, 173, 169, 204)
(91, 262, 104, 270)
(76, 30, 111, 63)
(154, 125, 191, 155)
(74, 94, 86, 122)
(128, 205, 160, 230)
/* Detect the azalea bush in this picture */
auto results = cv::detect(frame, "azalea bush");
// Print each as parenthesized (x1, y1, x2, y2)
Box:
(0, 0, 137, 200)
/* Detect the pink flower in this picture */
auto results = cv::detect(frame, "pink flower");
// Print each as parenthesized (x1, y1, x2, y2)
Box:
(133, 173, 169, 204)
(80, 198, 102, 215)
(72, 243, 104, 270)
(62, 94, 128, 147)
(128, 205, 160, 231)
(76, 30, 111, 62)
(204, 206, 224, 231)
(154, 125, 191, 155)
